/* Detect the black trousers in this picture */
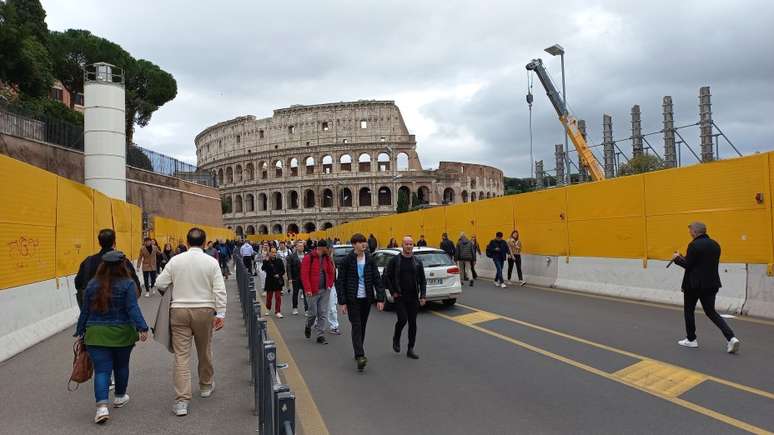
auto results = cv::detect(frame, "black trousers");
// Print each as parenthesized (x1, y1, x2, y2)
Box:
(347, 298, 371, 358)
(243, 255, 253, 275)
(507, 255, 523, 281)
(393, 295, 419, 349)
(142, 271, 157, 291)
(471, 262, 478, 279)
(683, 290, 735, 341)
(292, 281, 308, 311)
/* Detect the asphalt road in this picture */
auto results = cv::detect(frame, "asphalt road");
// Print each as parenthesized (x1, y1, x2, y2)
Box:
(266, 275, 774, 435)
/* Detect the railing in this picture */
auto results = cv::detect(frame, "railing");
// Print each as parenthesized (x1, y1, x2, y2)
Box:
(234, 252, 296, 434)
(0, 102, 84, 150)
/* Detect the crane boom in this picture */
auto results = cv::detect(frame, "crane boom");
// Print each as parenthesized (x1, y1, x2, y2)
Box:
(526, 58, 605, 181)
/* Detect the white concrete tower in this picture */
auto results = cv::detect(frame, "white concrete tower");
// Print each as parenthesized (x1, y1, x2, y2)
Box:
(84, 63, 126, 200)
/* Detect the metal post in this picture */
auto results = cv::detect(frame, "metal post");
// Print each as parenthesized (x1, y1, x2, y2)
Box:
(560, 53, 570, 184)
(535, 160, 544, 188)
(554, 144, 565, 183)
(278, 391, 296, 435)
(699, 86, 714, 162)
(263, 342, 277, 434)
(602, 114, 615, 178)
(631, 105, 643, 157)
(577, 119, 589, 182)
(662, 96, 677, 168)
(256, 318, 267, 421)
(273, 384, 290, 434)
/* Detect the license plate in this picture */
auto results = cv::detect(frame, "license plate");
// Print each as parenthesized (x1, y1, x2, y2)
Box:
(427, 278, 443, 285)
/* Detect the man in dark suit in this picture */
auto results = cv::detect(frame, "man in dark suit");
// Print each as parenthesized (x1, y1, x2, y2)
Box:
(673, 222, 740, 353)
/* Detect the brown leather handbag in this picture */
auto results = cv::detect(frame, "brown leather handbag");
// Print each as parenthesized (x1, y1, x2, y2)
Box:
(68, 338, 93, 391)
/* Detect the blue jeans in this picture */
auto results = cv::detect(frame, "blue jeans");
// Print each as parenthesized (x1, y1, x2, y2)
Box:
(494, 259, 505, 284)
(87, 345, 134, 404)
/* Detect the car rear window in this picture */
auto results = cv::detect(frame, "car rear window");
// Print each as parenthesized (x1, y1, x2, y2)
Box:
(415, 251, 453, 267)
(333, 246, 353, 259)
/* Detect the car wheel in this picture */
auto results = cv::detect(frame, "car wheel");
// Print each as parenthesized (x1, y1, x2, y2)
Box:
(442, 298, 457, 306)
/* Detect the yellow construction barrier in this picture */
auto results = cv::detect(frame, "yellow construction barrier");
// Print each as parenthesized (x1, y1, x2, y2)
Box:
(151, 216, 235, 251)
(0, 154, 233, 290)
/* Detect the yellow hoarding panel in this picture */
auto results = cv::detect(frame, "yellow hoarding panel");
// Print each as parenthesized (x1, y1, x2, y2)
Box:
(0, 223, 56, 289)
(444, 202, 476, 249)
(0, 154, 56, 227)
(474, 197, 513, 242)
(111, 199, 133, 254)
(513, 189, 567, 256)
(56, 177, 94, 276)
(567, 175, 644, 219)
(420, 207, 446, 247)
(568, 217, 644, 259)
(93, 190, 113, 233)
(129, 204, 142, 254)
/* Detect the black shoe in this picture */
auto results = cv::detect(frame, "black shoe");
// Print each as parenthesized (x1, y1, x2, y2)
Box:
(470, 281, 474, 287)
(356, 356, 367, 372)
(392, 340, 400, 353)
(316, 336, 328, 345)
(304, 326, 311, 339)
(407, 349, 419, 359)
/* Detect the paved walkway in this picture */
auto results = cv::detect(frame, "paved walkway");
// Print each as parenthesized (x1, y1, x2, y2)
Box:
(0, 273, 257, 434)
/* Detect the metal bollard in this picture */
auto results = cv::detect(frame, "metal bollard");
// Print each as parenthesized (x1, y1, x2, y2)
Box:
(277, 391, 295, 435)
(262, 341, 276, 434)
(272, 384, 290, 434)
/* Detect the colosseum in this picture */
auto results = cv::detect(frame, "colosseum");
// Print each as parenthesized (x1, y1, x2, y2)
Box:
(195, 100, 504, 237)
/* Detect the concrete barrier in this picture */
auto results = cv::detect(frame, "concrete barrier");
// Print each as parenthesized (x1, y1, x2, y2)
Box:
(0, 275, 79, 363)
(743, 264, 774, 319)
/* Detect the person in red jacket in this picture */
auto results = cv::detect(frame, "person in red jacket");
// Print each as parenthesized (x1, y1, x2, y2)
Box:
(300, 240, 336, 344)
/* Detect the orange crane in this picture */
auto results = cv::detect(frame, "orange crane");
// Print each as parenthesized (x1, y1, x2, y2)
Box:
(526, 59, 605, 181)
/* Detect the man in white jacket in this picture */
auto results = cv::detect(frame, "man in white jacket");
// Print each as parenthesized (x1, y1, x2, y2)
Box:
(156, 228, 227, 417)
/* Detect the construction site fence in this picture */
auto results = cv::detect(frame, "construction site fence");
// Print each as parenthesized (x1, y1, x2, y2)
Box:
(0, 154, 233, 290)
(255, 152, 774, 272)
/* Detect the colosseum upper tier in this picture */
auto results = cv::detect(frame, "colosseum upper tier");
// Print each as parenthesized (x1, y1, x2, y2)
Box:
(195, 100, 504, 237)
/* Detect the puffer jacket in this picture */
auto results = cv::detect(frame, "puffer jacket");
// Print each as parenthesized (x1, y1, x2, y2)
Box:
(456, 237, 476, 261)
(75, 277, 148, 337)
(335, 251, 385, 305)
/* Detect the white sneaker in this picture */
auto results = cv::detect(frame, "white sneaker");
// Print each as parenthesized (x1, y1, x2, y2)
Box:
(94, 406, 110, 424)
(265, 311, 272, 316)
(200, 383, 214, 398)
(174, 401, 188, 417)
(292, 309, 299, 315)
(678, 338, 699, 348)
(500, 283, 507, 288)
(145, 292, 150, 298)
(113, 394, 130, 408)
(727, 337, 740, 354)
(276, 312, 284, 319)
(520, 280, 527, 286)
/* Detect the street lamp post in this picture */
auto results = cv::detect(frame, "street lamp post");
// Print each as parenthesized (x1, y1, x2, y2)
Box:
(544, 43, 570, 185)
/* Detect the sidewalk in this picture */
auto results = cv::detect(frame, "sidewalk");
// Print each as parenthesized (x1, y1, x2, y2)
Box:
(0, 275, 255, 434)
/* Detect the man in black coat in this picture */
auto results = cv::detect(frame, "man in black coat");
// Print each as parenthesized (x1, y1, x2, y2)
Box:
(440, 233, 455, 259)
(383, 236, 427, 360)
(367, 234, 378, 253)
(75, 228, 142, 308)
(336, 233, 386, 371)
(673, 222, 740, 353)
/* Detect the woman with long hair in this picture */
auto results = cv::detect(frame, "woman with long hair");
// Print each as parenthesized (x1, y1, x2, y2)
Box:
(161, 243, 174, 268)
(507, 230, 525, 286)
(387, 238, 398, 248)
(74, 251, 149, 424)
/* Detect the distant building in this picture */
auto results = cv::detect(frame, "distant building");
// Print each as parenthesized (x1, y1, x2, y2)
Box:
(49, 80, 84, 112)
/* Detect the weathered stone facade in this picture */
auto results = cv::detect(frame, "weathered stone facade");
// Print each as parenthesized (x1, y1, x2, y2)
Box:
(195, 100, 503, 236)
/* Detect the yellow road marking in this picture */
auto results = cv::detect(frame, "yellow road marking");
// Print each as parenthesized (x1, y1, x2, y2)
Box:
(456, 302, 774, 401)
(453, 311, 501, 325)
(265, 311, 330, 435)
(434, 309, 774, 435)
(505, 279, 774, 328)
(614, 360, 706, 398)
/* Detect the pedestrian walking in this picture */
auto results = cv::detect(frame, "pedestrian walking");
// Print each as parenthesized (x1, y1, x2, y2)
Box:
(440, 232, 456, 260)
(507, 230, 526, 286)
(470, 234, 482, 280)
(155, 228, 227, 417)
(136, 237, 161, 297)
(153, 239, 163, 276)
(74, 250, 149, 424)
(300, 240, 336, 344)
(287, 240, 308, 315)
(367, 233, 378, 253)
(75, 228, 142, 308)
(240, 240, 255, 275)
(673, 222, 740, 353)
(216, 241, 231, 279)
(336, 233, 386, 371)
(486, 232, 509, 288)
(160, 243, 174, 271)
(416, 235, 428, 247)
(262, 247, 286, 318)
(176, 243, 188, 255)
(456, 233, 476, 287)
(383, 236, 427, 359)
(387, 238, 398, 248)
(277, 241, 290, 292)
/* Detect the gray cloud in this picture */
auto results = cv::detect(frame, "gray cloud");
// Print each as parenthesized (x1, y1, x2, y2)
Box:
(41, 0, 774, 176)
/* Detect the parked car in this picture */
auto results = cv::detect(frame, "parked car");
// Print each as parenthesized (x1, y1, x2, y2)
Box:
(332, 244, 354, 267)
(372, 247, 462, 307)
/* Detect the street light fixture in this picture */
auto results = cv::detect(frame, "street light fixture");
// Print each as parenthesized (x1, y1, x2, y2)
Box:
(544, 43, 570, 185)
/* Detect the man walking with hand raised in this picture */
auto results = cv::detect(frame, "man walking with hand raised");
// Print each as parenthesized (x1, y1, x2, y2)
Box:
(336, 233, 386, 371)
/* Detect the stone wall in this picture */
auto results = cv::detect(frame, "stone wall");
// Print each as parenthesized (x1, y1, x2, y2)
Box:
(0, 132, 223, 227)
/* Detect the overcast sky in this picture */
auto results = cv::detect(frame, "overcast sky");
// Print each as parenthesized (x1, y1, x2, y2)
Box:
(42, 0, 774, 177)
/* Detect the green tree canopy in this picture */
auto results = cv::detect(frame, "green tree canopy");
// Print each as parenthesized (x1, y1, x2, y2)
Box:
(617, 154, 664, 176)
(124, 58, 177, 145)
(396, 188, 409, 213)
(0, 0, 53, 98)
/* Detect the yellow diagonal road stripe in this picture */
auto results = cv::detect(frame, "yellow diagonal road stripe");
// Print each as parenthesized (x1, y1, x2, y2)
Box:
(434, 306, 774, 435)
(453, 311, 501, 325)
(614, 360, 706, 398)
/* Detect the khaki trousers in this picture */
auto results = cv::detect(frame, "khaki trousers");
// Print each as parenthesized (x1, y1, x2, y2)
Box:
(171, 307, 214, 401)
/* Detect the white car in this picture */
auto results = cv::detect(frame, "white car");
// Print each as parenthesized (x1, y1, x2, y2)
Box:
(372, 247, 462, 307)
